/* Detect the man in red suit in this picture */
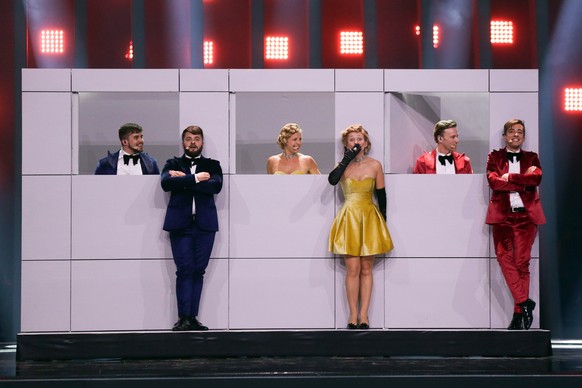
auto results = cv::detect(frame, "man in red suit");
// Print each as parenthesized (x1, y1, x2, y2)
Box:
(414, 119, 473, 174)
(486, 119, 546, 330)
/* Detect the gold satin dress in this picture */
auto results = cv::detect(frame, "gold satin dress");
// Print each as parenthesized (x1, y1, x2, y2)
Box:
(329, 178, 394, 256)
(273, 171, 305, 175)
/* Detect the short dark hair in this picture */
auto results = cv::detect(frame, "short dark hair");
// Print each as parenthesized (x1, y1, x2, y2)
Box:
(118, 123, 143, 140)
(433, 120, 457, 143)
(503, 119, 526, 136)
(182, 125, 204, 141)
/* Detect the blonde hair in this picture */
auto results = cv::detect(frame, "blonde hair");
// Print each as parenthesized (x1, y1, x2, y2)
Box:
(341, 124, 371, 154)
(433, 120, 457, 143)
(276, 123, 302, 149)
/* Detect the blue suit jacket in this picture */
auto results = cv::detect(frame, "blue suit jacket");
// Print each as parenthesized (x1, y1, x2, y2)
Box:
(94, 151, 160, 175)
(161, 155, 223, 232)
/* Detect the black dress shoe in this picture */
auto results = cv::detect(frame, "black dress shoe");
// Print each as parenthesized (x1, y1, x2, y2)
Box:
(519, 299, 536, 330)
(172, 316, 193, 331)
(190, 317, 209, 331)
(347, 322, 358, 329)
(507, 313, 524, 330)
(358, 322, 369, 330)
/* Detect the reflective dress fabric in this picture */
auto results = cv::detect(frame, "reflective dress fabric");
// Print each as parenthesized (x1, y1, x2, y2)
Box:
(329, 178, 394, 256)
(273, 171, 305, 175)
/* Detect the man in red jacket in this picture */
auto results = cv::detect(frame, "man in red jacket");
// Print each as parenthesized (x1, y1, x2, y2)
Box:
(486, 119, 546, 330)
(414, 119, 473, 174)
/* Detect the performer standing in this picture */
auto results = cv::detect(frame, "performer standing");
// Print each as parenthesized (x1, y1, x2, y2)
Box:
(328, 124, 394, 330)
(161, 125, 223, 331)
(414, 119, 472, 174)
(486, 119, 545, 330)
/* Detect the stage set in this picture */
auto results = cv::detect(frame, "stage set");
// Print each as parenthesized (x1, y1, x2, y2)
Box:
(7, 68, 573, 387)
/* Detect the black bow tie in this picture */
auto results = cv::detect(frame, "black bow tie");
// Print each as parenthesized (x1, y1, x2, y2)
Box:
(188, 158, 199, 167)
(507, 152, 522, 162)
(123, 154, 140, 165)
(438, 154, 454, 166)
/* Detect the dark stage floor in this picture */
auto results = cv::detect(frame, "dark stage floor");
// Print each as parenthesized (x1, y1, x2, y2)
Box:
(2, 341, 582, 387)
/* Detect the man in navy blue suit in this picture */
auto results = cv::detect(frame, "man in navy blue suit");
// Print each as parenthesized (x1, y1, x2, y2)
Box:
(161, 125, 223, 331)
(94, 123, 160, 175)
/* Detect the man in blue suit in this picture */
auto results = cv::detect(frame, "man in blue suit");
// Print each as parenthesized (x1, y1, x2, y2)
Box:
(161, 125, 223, 331)
(94, 123, 160, 175)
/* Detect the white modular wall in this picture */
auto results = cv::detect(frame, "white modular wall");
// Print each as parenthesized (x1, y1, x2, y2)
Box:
(21, 69, 540, 332)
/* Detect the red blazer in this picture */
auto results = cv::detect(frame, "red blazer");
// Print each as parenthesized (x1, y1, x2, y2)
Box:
(413, 149, 473, 174)
(485, 148, 546, 225)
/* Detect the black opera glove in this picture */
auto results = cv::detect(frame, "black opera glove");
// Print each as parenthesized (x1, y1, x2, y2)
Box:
(375, 187, 387, 221)
(328, 144, 362, 185)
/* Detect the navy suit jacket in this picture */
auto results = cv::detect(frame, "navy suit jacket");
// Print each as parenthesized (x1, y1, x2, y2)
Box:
(94, 150, 160, 175)
(161, 155, 223, 232)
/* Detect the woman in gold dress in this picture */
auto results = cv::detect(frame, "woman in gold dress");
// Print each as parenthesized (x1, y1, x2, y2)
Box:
(328, 124, 393, 329)
(266, 123, 320, 174)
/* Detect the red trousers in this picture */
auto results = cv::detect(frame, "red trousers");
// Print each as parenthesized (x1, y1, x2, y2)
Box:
(492, 212, 538, 313)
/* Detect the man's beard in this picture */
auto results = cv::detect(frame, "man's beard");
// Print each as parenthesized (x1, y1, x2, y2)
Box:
(184, 145, 203, 158)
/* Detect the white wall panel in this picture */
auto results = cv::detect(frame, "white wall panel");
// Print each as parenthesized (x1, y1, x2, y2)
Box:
(385, 258, 490, 328)
(385, 70, 489, 92)
(21, 261, 71, 332)
(229, 258, 335, 329)
(72, 69, 179, 92)
(213, 175, 230, 259)
(22, 92, 72, 175)
(20, 69, 542, 332)
(22, 69, 70, 92)
(179, 92, 230, 174)
(335, 69, 383, 92)
(71, 176, 169, 259)
(334, 93, 385, 164)
(229, 175, 333, 258)
(490, 258, 539, 329)
(334, 257, 385, 329)
(490, 70, 538, 92)
(70, 258, 228, 331)
(71, 259, 174, 331)
(230, 69, 334, 92)
(22, 176, 71, 260)
(386, 174, 490, 258)
(179, 69, 229, 91)
(490, 93, 539, 152)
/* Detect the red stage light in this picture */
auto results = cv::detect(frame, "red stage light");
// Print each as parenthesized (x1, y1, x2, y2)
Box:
(339, 31, 363, 55)
(204, 41, 214, 65)
(414, 25, 439, 48)
(41, 30, 64, 54)
(491, 20, 514, 44)
(265, 36, 289, 60)
(432, 25, 439, 48)
(564, 88, 582, 112)
(125, 41, 133, 60)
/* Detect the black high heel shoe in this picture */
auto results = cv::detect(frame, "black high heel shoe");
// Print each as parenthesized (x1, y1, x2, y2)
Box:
(347, 322, 358, 329)
(357, 322, 369, 330)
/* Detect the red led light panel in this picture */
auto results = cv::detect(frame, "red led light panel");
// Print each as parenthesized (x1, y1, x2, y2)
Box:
(564, 88, 582, 112)
(265, 36, 289, 60)
(41, 30, 64, 54)
(491, 20, 514, 44)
